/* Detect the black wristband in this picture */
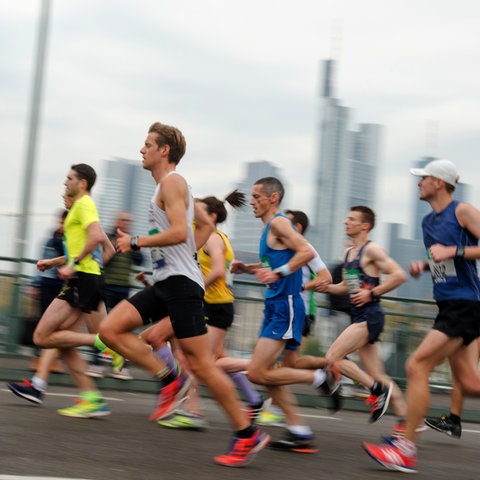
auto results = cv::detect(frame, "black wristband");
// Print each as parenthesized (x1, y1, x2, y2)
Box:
(72, 257, 80, 267)
(455, 246, 465, 259)
(130, 236, 140, 251)
(370, 290, 379, 301)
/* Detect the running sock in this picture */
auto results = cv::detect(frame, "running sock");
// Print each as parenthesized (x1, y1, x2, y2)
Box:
(287, 425, 313, 437)
(154, 345, 178, 374)
(31, 376, 47, 392)
(236, 425, 257, 438)
(312, 368, 327, 388)
(81, 390, 102, 403)
(94, 334, 108, 352)
(370, 381, 383, 395)
(228, 372, 262, 406)
(155, 366, 177, 386)
(449, 413, 461, 424)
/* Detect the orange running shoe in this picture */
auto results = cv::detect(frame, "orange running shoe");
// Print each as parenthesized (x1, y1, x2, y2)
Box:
(214, 429, 271, 467)
(149, 372, 191, 421)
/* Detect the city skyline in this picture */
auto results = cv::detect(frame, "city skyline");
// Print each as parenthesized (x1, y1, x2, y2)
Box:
(2, 1, 480, 265)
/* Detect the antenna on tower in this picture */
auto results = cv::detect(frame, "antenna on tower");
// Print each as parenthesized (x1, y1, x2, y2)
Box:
(321, 19, 343, 98)
(330, 18, 343, 61)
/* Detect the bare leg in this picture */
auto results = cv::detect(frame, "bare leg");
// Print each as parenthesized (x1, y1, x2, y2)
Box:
(179, 334, 250, 431)
(404, 330, 463, 442)
(98, 300, 167, 375)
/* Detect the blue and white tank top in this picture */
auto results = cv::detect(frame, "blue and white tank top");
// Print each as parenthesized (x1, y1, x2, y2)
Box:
(422, 200, 480, 301)
(149, 172, 204, 287)
(259, 213, 302, 299)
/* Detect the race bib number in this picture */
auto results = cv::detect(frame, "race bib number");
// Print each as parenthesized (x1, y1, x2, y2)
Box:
(427, 258, 456, 284)
(149, 228, 166, 269)
(344, 268, 361, 293)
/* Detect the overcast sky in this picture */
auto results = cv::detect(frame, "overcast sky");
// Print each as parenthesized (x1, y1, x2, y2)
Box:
(1, 0, 480, 258)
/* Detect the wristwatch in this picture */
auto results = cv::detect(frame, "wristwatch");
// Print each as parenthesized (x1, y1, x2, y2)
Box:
(130, 235, 140, 251)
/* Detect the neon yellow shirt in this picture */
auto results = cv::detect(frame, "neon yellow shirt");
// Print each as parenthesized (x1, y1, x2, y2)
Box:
(198, 230, 234, 304)
(64, 195, 101, 275)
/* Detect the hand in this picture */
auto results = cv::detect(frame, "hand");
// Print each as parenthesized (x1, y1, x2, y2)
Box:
(37, 259, 51, 271)
(312, 278, 330, 292)
(230, 260, 247, 274)
(409, 261, 425, 278)
(116, 228, 132, 253)
(350, 288, 370, 307)
(135, 271, 151, 287)
(429, 244, 455, 263)
(57, 264, 75, 281)
(255, 267, 279, 284)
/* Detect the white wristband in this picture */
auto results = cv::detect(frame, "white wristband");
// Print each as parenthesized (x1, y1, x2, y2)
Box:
(274, 263, 291, 277)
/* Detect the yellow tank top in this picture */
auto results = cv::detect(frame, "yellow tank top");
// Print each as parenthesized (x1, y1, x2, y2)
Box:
(198, 230, 234, 304)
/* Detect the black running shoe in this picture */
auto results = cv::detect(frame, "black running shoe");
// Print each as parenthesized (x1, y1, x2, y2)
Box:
(424, 414, 461, 438)
(317, 367, 343, 413)
(7, 379, 43, 405)
(270, 431, 318, 453)
(366, 382, 393, 423)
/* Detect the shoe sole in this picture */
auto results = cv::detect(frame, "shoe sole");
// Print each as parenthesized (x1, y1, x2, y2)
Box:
(362, 443, 417, 474)
(270, 445, 318, 454)
(157, 419, 207, 431)
(7, 385, 43, 405)
(58, 410, 111, 419)
(369, 382, 393, 423)
(110, 373, 133, 380)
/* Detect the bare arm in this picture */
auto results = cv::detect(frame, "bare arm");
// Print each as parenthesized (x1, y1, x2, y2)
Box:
(101, 230, 116, 265)
(350, 243, 406, 307)
(37, 255, 66, 271)
(116, 174, 191, 253)
(304, 267, 332, 291)
(193, 201, 215, 250)
(203, 232, 226, 289)
(429, 202, 480, 262)
(230, 259, 262, 275)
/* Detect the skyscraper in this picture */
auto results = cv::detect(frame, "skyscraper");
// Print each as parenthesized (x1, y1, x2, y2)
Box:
(309, 59, 383, 265)
(96, 158, 154, 243)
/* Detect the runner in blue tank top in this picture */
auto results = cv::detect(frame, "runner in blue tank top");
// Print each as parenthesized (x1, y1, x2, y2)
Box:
(230, 177, 343, 451)
(364, 159, 480, 474)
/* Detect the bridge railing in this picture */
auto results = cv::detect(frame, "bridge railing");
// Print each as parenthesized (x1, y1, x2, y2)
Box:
(0, 257, 449, 387)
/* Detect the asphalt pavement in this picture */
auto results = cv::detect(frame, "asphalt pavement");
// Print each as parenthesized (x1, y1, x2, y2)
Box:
(1, 356, 480, 480)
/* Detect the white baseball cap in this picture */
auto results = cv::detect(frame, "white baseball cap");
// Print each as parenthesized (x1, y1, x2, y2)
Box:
(410, 159, 459, 186)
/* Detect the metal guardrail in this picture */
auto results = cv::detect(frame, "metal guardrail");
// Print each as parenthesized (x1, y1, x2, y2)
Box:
(0, 256, 450, 387)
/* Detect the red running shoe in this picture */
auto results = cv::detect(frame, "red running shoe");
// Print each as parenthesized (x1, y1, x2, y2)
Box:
(214, 429, 271, 467)
(149, 372, 191, 421)
(363, 441, 417, 473)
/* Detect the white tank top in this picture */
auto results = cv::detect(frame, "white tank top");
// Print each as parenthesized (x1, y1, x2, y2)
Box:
(148, 172, 204, 287)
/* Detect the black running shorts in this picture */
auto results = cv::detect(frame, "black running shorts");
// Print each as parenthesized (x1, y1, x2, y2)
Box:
(127, 275, 207, 339)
